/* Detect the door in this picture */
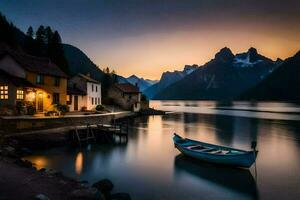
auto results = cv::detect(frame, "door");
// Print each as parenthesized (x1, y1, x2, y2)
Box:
(37, 92, 43, 112)
(74, 95, 78, 111)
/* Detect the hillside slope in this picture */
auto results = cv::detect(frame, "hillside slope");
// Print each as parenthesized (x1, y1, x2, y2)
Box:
(241, 51, 300, 100)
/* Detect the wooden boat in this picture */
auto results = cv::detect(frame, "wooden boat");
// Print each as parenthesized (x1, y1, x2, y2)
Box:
(173, 133, 258, 168)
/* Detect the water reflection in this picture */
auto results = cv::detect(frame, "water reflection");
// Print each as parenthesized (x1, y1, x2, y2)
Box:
(174, 154, 258, 199)
(75, 152, 83, 175)
(24, 101, 300, 200)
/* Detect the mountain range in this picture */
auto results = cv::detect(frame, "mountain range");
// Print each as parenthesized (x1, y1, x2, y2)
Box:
(144, 64, 198, 99)
(151, 47, 280, 100)
(126, 75, 158, 91)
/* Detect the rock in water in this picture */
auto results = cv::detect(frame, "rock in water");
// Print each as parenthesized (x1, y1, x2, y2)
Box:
(34, 194, 50, 200)
(92, 179, 114, 193)
(69, 188, 102, 200)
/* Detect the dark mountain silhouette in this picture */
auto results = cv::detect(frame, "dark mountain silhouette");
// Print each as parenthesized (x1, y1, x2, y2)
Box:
(144, 64, 198, 99)
(154, 47, 277, 100)
(126, 75, 156, 91)
(241, 51, 300, 100)
(62, 44, 105, 80)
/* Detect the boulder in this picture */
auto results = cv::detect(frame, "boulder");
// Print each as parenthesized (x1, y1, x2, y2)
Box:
(111, 193, 131, 200)
(39, 168, 46, 172)
(69, 188, 103, 200)
(92, 179, 114, 193)
(3, 146, 16, 156)
(14, 159, 33, 168)
(34, 194, 50, 200)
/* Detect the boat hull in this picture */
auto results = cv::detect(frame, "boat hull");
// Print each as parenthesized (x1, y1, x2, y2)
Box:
(173, 134, 257, 168)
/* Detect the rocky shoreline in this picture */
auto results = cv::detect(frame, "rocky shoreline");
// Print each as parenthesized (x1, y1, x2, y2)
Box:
(0, 136, 131, 200)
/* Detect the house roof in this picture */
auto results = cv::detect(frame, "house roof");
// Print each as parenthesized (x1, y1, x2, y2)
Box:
(0, 50, 68, 78)
(77, 73, 100, 84)
(114, 83, 140, 93)
(0, 69, 36, 88)
(67, 86, 87, 95)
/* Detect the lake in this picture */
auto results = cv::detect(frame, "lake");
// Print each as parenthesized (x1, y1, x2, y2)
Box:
(25, 101, 300, 200)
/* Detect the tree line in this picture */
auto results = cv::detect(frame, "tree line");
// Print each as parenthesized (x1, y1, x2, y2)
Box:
(0, 12, 69, 75)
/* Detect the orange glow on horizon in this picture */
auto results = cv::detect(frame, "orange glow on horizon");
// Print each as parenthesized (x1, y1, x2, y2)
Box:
(89, 27, 300, 80)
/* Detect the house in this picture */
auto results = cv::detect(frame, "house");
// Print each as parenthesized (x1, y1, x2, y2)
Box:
(67, 73, 101, 111)
(108, 83, 141, 112)
(0, 50, 68, 114)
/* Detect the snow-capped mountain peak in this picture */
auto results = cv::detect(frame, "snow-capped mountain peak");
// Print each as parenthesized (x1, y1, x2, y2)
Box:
(234, 53, 263, 67)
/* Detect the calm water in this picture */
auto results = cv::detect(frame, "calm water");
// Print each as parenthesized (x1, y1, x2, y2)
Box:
(25, 101, 300, 200)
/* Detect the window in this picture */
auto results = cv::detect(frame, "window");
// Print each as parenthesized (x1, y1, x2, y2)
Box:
(36, 74, 44, 84)
(66, 95, 72, 105)
(96, 86, 98, 92)
(91, 97, 94, 105)
(53, 93, 60, 104)
(0, 85, 8, 100)
(54, 77, 60, 86)
(92, 84, 94, 92)
(16, 90, 24, 100)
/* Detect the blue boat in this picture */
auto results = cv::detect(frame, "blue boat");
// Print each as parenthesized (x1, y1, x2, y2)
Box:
(173, 133, 258, 168)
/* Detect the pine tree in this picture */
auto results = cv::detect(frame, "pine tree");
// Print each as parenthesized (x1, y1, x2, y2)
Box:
(44, 26, 53, 44)
(0, 13, 15, 46)
(36, 25, 45, 44)
(24, 26, 35, 55)
(26, 26, 34, 38)
(48, 31, 69, 74)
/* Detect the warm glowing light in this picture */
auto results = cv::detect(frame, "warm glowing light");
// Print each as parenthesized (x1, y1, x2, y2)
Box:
(75, 152, 83, 175)
(30, 157, 47, 169)
(26, 91, 36, 102)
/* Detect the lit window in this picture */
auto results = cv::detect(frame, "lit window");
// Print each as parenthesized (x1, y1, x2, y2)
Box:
(0, 85, 8, 100)
(16, 90, 24, 100)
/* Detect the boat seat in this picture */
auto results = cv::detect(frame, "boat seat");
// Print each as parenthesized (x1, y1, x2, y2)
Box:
(189, 145, 206, 150)
(211, 150, 222, 154)
(199, 148, 215, 152)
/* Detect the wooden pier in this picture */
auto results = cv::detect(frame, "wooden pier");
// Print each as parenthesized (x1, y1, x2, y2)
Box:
(1, 112, 134, 147)
(70, 122, 129, 146)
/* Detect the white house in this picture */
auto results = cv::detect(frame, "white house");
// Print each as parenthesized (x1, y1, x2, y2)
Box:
(67, 74, 101, 111)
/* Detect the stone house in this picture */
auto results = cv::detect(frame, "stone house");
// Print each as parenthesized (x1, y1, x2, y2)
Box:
(0, 50, 68, 114)
(67, 73, 101, 111)
(108, 83, 141, 112)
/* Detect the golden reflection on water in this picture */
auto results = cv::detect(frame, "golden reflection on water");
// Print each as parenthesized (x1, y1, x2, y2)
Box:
(75, 152, 83, 175)
(30, 157, 47, 169)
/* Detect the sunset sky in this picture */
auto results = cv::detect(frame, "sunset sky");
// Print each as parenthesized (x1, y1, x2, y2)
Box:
(1, 0, 300, 79)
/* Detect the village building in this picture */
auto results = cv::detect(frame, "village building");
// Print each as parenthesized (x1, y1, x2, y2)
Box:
(0, 50, 68, 114)
(67, 73, 101, 111)
(108, 83, 141, 112)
